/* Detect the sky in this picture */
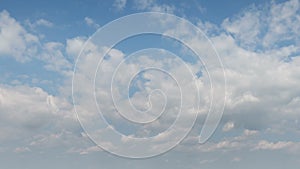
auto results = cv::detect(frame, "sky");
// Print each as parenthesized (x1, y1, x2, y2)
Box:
(0, 0, 300, 168)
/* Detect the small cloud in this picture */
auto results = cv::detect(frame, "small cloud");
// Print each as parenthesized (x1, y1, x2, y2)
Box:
(222, 121, 235, 132)
(134, 0, 154, 10)
(133, 0, 175, 13)
(68, 146, 103, 155)
(113, 0, 127, 11)
(243, 129, 258, 136)
(35, 19, 53, 27)
(14, 147, 31, 153)
(84, 17, 100, 28)
(254, 140, 296, 151)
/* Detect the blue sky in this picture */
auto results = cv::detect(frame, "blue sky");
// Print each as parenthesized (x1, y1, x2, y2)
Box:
(0, 0, 300, 168)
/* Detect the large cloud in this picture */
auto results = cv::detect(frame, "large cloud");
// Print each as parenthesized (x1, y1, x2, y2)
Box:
(0, 84, 89, 153)
(1, 0, 300, 157)
(215, 0, 300, 132)
(0, 10, 39, 62)
(154, 0, 300, 154)
(0, 10, 72, 75)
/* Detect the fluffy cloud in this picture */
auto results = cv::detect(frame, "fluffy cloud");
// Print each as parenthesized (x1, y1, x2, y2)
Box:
(0, 10, 39, 62)
(0, 85, 58, 131)
(1, 0, 300, 157)
(212, 0, 300, 134)
(0, 10, 72, 76)
(66, 36, 87, 57)
(40, 42, 72, 75)
(166, 0, 300, 154)
(0, 84, 86, 152)
(222, 0, 300, 50)
(53, 0, 300, 155)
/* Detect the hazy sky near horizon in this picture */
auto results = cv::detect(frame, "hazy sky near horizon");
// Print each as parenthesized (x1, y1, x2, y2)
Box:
(0, 0, 300, 168)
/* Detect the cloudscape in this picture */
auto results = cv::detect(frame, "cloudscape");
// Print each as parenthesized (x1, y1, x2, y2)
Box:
(0, 0, 300, 168)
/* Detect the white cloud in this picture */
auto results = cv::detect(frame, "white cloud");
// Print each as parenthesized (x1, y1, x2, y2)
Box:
(199, 140, 244, 152)
(222, 121, 235, 132)
(254, 140, 300, 152)
(209, 1, 300, 133)
(0, 85, 58, 141)
(84, 17, 100, 28)
(69, 1, 300, 156)
(35, 19, 53, 27)
(0, 10, 39, 62)
(25, 18, 53, 29)
(197, 20, 220, 36)
(222, 7, 261, 48)
(0, 84, 84, 152)
(133, 0, 175, 13)
(243, 129, 258, 137)
(213, 34, 300, 130)
(0, 10, 72, 76)
(134, 0, 154, 10)
(1, 0, 300, 158)
(222, 0, 300, 50)
(263, 0, 300, 47)
(40, 42, 72, 75)
(68, 145, 102, 155)
(14, 147, 31, 153)
(113, 0, 127, 11)
(66, 36, 87, 57)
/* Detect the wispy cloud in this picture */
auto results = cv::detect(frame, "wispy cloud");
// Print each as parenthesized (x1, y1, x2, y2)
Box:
(113, 0, 127, 11)
(84, 17, 100, 28)
(35, 19, 53, 27)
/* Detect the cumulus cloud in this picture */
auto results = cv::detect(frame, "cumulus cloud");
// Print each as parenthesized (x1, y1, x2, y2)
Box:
(0, 10, 39, 62)
(1, 0, 300, 157)
(0, 84, 86, 152)
(40, 42, 72, 75)
(57, 0, 300, 155)
(172, 0, 300, 154)
(66, 36, 87, 57)
(0, 85, 58, 131)
(222, 7, 261, 48)
(222, 0, 300, 50)
(0, 10, 72, 76)
(211, 0, 300, 134)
